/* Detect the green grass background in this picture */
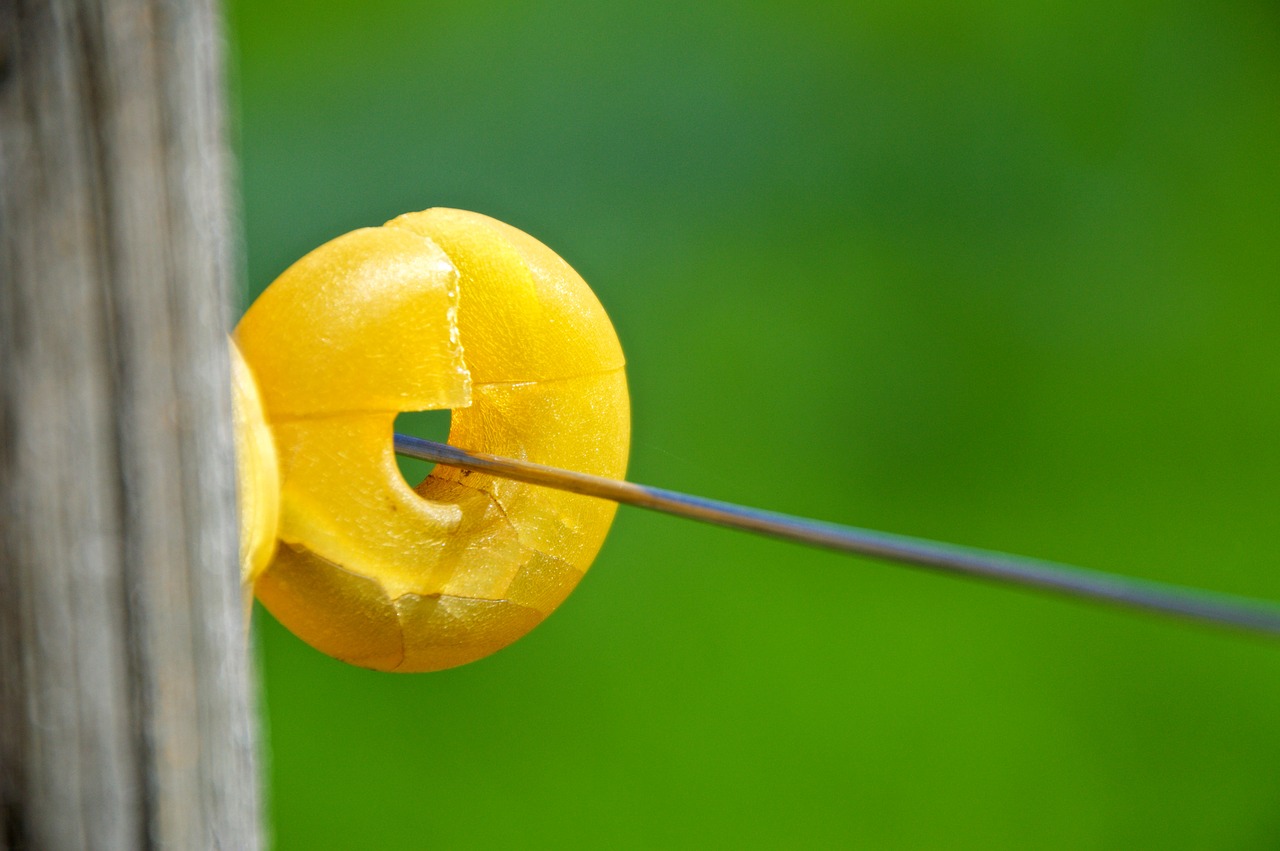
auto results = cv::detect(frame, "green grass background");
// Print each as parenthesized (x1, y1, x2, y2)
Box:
(228, 1, 1280, 847)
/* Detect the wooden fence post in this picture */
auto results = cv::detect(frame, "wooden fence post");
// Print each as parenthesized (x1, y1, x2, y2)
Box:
(0, 1, 262, 848)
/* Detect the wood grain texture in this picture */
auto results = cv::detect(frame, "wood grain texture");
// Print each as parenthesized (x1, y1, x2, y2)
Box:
(0, 1, 262, 848)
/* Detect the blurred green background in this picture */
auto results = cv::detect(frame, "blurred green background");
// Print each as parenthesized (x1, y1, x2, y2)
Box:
(227, 1, 1280, 847)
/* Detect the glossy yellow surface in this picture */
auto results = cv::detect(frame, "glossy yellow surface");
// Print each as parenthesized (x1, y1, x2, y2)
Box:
(230, 339, 280, 595)
(235, 209, 629, 671)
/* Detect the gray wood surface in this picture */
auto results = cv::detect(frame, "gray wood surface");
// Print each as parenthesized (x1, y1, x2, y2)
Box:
(0, 1, 262, 848)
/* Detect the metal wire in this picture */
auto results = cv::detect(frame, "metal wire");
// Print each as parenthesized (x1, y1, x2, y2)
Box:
(395, 433, 1280, 637)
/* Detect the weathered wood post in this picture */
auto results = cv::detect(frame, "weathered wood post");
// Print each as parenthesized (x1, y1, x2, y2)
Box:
(0, 1, 262, 848)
